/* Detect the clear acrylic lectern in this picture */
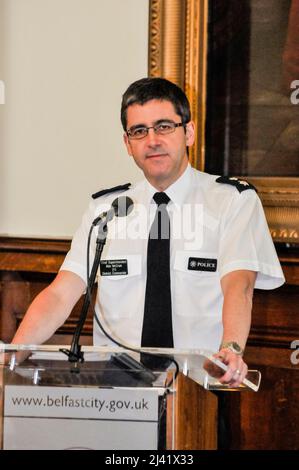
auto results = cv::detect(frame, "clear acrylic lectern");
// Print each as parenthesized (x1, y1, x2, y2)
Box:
(0, 344, 261, 450)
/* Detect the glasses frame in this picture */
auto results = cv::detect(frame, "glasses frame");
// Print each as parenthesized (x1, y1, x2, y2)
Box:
(126, 121, 186, 140)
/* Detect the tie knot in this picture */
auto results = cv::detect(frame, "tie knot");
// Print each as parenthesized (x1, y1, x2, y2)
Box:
(153, 192, 170, 206)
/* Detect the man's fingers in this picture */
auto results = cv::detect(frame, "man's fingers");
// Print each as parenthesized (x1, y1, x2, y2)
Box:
(215, 351, 248, 386)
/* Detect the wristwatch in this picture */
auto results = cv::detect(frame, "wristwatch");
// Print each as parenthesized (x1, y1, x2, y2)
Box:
(220, 341, 244, 356)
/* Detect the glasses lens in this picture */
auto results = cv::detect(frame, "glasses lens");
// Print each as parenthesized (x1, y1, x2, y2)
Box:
(155, 122, 176, 135)
(128, 127, 147, 139)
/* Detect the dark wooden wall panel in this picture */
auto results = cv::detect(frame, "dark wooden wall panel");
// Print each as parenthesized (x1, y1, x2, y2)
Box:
(0, 237, 93, 345)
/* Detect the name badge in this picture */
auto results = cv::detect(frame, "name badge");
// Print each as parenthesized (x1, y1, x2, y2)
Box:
(100, 259, 128, 276)
(188, 257, 217, 272)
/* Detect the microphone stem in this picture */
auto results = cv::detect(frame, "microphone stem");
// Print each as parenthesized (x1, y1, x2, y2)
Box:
(68, 227, 107, 363)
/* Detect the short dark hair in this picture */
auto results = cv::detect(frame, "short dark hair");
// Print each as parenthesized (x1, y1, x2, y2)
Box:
(121, 77, 191, 130)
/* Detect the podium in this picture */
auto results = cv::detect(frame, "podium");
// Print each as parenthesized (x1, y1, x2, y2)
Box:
(0, 344, 260, 450)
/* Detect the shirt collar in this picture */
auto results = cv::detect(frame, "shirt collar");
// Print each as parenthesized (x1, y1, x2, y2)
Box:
(144, 164, 193, 207)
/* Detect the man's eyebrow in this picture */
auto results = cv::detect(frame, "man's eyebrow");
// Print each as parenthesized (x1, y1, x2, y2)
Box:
(128, 123, 147, 130)
(154, 119, 175, 125)
(128, 119, 175, 129)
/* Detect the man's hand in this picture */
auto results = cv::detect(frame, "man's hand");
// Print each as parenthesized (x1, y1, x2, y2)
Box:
(213, 348, 248, 387)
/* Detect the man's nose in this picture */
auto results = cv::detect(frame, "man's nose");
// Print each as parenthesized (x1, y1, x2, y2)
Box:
(145, 128, 160, 146)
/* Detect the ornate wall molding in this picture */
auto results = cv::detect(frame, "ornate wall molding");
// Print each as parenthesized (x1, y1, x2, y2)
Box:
(149, 0, 186, 86)
(184, 0, 207, 171)
(248, 177, 299, 244)
(148, 0, 162, 78)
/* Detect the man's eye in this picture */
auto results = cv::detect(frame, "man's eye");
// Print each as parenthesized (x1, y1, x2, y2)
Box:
(156, 123, 173, 132)
(132, 127, 146, 136)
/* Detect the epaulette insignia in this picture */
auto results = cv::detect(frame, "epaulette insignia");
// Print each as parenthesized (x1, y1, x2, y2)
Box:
(92, 183, 131, 199)
(216, 176, 257, 193)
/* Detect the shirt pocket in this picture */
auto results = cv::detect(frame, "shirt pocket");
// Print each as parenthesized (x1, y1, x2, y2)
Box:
(97, 254, 143, 319)
(173, 250, 220, 317)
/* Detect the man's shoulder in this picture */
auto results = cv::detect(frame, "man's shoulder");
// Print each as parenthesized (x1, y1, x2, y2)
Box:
(91, 182, 131, 200)
(91, 179, 146, 201)
(215, 175, 257, 194)
(191, 168, 257, 195)
(88, 180, 146, 218)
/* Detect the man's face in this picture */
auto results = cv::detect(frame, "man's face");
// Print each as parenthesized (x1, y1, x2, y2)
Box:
(123, 99, 195, 190)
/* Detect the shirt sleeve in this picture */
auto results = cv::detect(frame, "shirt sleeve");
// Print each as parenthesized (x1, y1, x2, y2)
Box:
(218, 189, 285, 289)
(59, 200, 98, 285)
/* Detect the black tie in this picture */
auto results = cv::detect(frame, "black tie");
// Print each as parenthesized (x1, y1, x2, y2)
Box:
(141, 192, 173, 368)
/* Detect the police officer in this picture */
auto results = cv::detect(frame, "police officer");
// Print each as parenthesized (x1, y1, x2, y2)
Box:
(12, 78, 285, 387)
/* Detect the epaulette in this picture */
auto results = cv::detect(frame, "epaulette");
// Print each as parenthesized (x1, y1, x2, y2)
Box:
(92, 183, 131, 199)
(216, 176, 257, 193)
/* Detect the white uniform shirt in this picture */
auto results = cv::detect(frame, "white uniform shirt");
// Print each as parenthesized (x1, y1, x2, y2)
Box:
(61, 165, 285, 351)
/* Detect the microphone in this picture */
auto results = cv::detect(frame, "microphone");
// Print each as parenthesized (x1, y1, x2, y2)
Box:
(112, 195, 134, 217)
(92, 195, 134, 226)
(63, 195, 134, 364)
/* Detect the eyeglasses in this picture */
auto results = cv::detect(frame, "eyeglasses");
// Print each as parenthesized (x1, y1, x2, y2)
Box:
(126, 121, 186, 140)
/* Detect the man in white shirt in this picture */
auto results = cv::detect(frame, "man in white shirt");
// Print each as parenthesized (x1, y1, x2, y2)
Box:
(12, 78, 285, 386)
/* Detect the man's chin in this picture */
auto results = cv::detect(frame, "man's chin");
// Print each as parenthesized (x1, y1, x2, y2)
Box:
(145, 170, 173, 189)
(145, 167, 170, 182)
(145, 158, 170, 173)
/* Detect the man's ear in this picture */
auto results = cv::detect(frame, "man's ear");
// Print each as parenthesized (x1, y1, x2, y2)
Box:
(185, 121, 195, 147)
(123, 133, 133, 156)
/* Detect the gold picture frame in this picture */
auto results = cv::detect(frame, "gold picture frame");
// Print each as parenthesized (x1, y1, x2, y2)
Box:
(148, 0, 299, 244)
